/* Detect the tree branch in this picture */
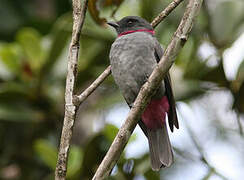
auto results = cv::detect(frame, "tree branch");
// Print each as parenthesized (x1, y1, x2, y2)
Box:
(55, 0, 88, 179)
(76, 0, 185, 105)
(151, 0, 184, 27)
(92, 0, 203, 179)
(75, 65, 112, 105)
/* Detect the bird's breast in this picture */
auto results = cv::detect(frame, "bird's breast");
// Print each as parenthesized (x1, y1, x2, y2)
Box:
(109, 32, 158, 104)
(110, 32, 156, 70)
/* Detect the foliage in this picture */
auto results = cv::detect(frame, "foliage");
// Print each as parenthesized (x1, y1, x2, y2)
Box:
(0, 0, 243, 179)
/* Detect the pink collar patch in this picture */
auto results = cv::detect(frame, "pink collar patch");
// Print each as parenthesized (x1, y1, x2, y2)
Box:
(118, 29, 155, 37)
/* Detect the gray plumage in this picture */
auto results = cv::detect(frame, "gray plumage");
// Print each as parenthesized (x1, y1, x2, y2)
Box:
(108, 16, 178, 171)
(110, 32, 165, 106)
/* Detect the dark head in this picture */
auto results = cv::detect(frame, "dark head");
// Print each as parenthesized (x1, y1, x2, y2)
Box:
(107, 16, 153, 35)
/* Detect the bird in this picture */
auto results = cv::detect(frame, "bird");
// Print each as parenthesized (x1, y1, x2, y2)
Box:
(107, 16, 179, 171)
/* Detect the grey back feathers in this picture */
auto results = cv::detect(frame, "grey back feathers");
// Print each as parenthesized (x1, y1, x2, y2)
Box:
(109, 32, 160, 105)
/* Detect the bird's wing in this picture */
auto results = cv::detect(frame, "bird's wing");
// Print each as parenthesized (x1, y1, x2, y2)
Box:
(154, 39, 179, 132)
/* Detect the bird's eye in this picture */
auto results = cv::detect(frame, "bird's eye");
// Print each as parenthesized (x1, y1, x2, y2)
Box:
(128, 20, 133, 25)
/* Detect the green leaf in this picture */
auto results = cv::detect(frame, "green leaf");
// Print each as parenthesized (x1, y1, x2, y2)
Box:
(34, 139, 82, 177)
(0, 43, 21, 75)
(16, 28, 45, 72)
(144, 169, 160, 180)
(34, 139, 58, 170)
(67, 146, 83, 178)
(104, 124, 119, 142)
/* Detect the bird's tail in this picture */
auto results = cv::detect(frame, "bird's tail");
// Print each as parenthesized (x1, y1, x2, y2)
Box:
(147, 123, 173, 171)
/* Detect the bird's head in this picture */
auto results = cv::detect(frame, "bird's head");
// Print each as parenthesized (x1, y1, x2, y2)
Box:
(107, 16, 154, 36)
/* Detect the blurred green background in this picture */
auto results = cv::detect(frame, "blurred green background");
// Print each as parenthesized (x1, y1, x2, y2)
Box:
(0, 0, 244, 179)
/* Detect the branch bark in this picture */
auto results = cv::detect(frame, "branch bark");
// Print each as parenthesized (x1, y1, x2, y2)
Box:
(55, 0, 88, 179)
(92, 0, 203, 179)
(76, 0, 185, 104)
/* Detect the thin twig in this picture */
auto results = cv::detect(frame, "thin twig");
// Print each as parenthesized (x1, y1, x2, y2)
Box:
(75, 65, 112, 105)
(92, 0, 202, 179)
(55, 0, 88, 179)
(76, 0, 185, 104)
(151, 0, 184, 27)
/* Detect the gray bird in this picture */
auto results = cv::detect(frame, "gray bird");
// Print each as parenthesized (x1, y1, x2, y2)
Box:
(108, 16, 179, 171)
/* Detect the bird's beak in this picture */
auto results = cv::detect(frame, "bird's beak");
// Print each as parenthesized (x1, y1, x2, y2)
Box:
(107, 21, 119, 29)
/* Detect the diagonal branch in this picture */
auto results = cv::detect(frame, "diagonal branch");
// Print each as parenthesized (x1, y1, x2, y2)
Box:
(151, 0, 184, 27)
(76, 0, 185, 104)
(92, 0, 203, 179)
(74, 65, 112, 105)
(55, 0, 89, 179)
